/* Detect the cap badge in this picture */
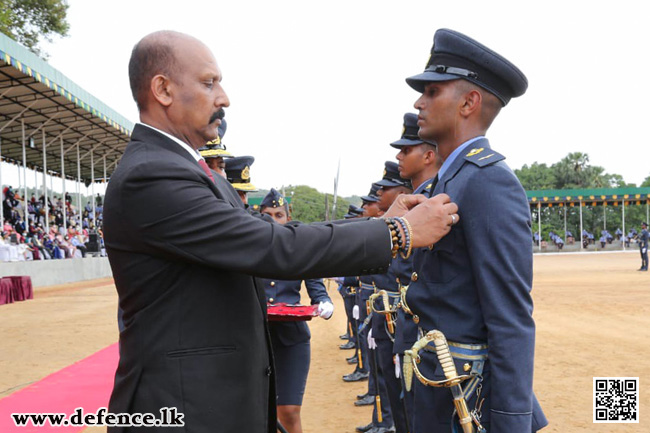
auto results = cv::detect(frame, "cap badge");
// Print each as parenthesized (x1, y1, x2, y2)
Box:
(465, 148, 484, 157)
(278, 197, 284, 206)
(242, 166, 250, 181)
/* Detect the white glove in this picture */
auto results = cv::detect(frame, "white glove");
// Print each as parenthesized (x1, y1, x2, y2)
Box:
(317, 301, 334, 320)
(367, 329, 377, 349)
(352, 305, 360, 320)
(395, 354, 401, 379)
(643, 248, 647, 254)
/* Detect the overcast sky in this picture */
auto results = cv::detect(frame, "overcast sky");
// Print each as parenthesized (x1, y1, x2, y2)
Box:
(18, 0, 650, 197)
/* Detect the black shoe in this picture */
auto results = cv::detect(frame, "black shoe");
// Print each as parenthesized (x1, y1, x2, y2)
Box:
(354, 394, 375, 406)
(339, 340, 356, 350)
(339, 332, 350, 340)
(343, 370, 369, 382)
(356, 392, 369, 400)
(355, 422, 374, 432)
(346, 355, 358, 365)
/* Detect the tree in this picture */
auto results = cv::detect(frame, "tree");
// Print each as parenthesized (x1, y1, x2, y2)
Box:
(514, 162, 556, 191)
(282, 185, 350, 223)
(0, 0, 69, 58)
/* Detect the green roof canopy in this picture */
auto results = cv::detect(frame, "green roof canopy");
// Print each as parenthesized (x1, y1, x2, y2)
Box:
(0, 32, 133, 181)
(527, 187, 650, 208)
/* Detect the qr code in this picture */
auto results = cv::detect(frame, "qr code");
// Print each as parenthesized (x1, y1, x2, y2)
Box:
(593, 377, 639, 423)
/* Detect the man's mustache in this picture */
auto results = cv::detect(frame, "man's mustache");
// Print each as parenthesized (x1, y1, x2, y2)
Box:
(209, 109, 225, 124)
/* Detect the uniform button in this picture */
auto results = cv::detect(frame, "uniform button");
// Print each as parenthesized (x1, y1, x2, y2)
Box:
(270, 281, 275, 287)
(266, 366, 272, 376)
(269, 298, 274, 303)
(411, 272, 418, 282)
(463, 363, 471, 372)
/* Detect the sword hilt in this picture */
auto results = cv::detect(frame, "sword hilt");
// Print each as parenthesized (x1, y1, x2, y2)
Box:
(430, 331, 460, 385)
(380, 291, 396, 334)
(430, 331, 474, 433)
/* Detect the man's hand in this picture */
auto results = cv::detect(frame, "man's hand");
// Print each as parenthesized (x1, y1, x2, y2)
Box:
(404, 193, 459, 248)
(384, 194, 427, 218)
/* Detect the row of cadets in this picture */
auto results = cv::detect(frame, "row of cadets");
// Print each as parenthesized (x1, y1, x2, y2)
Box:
(359, 160, 413, 433)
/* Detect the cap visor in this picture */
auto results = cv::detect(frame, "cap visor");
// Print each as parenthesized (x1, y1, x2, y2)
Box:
(375, 179, 403, 187)
(360, 195, 379, 203)
(390, 138, 425, 148)
(405, 71, 460, 92)
(232, 182, 258, 192)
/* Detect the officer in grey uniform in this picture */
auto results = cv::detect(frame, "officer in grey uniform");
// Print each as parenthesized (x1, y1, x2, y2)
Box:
(258, 188, 334, 433)
(403, 29, 548, 432)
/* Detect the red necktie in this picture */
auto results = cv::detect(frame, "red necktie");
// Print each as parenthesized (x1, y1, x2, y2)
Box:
(198, 159, 215, 183)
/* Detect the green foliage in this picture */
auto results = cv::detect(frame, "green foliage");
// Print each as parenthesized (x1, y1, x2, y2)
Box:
(0, 0, 69, 58)
(282, 185, 349, 223)
(514, 162, 556, 190)
(515, 152, 629, 191)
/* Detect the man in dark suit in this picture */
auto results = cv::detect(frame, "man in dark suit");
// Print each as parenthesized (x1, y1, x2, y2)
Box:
(403, 29, 548, 432)
(104, 30, 459, 433)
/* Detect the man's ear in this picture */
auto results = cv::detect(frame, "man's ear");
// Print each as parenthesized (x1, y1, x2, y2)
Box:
(423, 148, 437, 165)
(150, 74, 173, 107)
(459, 89, 482, 118)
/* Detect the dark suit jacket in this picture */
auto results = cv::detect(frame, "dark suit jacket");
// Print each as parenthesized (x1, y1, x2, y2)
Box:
(407, 139, 548, 432)
(104, 124, 391, 433)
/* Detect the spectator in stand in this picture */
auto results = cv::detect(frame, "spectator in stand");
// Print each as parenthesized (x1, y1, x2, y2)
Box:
(70, 234, 87, 258)
(57, 234, 76, 258)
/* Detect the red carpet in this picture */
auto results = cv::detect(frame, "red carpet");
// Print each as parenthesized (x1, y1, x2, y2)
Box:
(0, 343, 118, 432)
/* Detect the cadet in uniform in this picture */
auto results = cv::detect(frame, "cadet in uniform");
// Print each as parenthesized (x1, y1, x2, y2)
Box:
(357, 162, 412, 433)
(403, 29, 548, 432)
(258, 188, 335, 433)
(389, 112, 440, 432)
(339, 205, 364, 360)
(198, 118, 231, 178)
(361, 184, 384, 218)
(225, 155, 258, 207)
(639, 222, 648, 271)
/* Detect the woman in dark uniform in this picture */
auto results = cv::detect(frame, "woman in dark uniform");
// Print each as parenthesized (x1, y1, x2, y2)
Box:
(259, 189, 334, 433)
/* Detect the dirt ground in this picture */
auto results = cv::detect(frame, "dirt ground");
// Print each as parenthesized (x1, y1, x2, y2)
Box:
(1, 251, 649, 432)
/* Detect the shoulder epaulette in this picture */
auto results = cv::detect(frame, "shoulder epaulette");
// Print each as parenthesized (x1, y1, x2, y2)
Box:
(463, 146, 505, 167)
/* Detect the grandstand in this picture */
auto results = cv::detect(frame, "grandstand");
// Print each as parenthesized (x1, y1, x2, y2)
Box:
(0, 32, 130, 283)
(528, 187, 650, 252)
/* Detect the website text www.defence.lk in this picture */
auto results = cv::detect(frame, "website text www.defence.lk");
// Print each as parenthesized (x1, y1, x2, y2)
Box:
(11, 407, 184, 427)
